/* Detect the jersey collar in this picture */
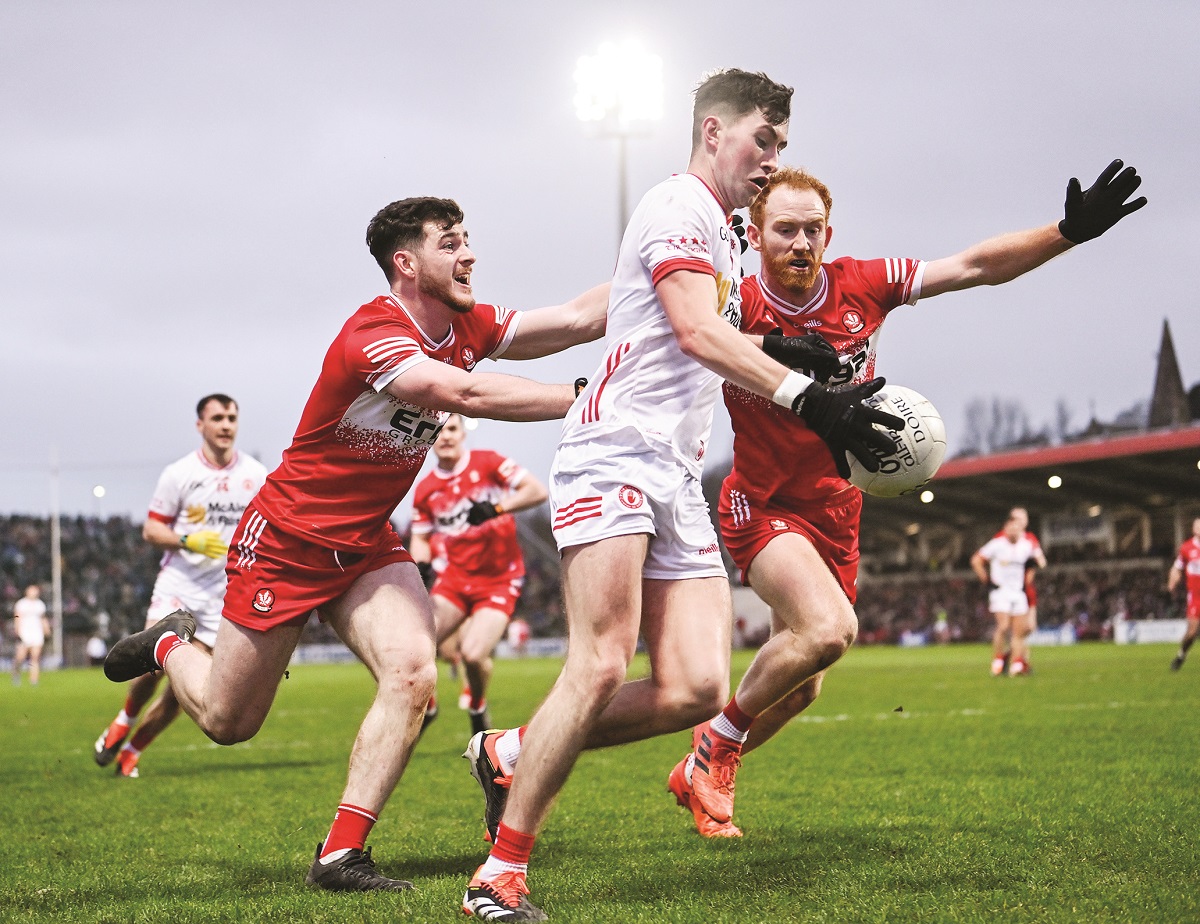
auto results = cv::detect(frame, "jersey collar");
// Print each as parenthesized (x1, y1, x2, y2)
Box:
(756, 268, 828, 317)
(433, 449, 472, 479)
(387, 294, 455, 351)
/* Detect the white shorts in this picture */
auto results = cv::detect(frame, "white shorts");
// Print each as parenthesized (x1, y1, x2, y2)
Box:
(148, 590, 223, 648)
(549, 438, 726, 581)
(17, 626, 45, 648)
(989, 587, 1030, 616)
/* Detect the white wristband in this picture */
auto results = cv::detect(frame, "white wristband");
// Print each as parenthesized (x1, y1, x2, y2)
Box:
(771, 370, 815, 410)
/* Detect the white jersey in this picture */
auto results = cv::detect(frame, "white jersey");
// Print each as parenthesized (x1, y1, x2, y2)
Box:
(976, 534, 1038, 592)
(14, 597, 47, 645)
(561, 173, 743, 478)
(147, 450, 268, 601)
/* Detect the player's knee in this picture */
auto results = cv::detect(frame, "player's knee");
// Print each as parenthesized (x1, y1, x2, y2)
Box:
(203, 712, 263, 746)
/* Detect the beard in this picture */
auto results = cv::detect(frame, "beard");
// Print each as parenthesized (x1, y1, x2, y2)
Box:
(419, 272, 475, 313)
(763, 247, 821, 295)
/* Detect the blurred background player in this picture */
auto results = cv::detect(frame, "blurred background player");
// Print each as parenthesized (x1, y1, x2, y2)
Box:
(667, 159, 1144, 837)
(93, 394, 266, 777)
(410, 413, 548, 736)
(1168, 517, 1200, 670)
(103, 196, 607, 893)
(11, 584, 50, 686)
(461, 70, 904, 921)
(974, 511, 1047, 677)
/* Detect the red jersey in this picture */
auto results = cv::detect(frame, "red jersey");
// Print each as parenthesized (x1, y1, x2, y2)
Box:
(1175, 537, 1200, 595)
(253, 294, 520, 550)
(411, 449, 526, 580)
(724, 259, 924, 505)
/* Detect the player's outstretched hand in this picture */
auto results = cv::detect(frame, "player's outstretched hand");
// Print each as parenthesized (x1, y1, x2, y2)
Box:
(762, 329, 842, 381)
(1058, 159, 1147, 244)
(181, 530, 228, 559)
(466, 500, 503, 526)
(794, 378, 905, 479)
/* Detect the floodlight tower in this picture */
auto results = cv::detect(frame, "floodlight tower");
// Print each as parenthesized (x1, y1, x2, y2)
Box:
(573, 41, 663, 248)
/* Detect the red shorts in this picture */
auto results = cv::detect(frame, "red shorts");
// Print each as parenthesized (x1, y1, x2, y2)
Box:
(718, 483, 861, 603)
(1025, 582, 1039, 608)
(431, 568, 524, 619)
(223, 503, 414, 631)
(1188, 591, 1200, 622)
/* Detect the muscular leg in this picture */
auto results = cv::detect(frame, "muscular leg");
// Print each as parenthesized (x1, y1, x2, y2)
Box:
(728, 533, 856, 718)
(127, 640, 214, 748)
(123, 672, 165, 718)
(324, 562, 437, 814)
(12, 643, 27, 683)
(458, 607, 509, 706)
(28, 644, 43, 685)
(161, 616, 303, 745)
(586, 574, 731, 748)
(743, 672, 823, 755)
(1010, 612, 1031, 668)
(501, 534, 647, 837)
(992, 612, 1011, 658)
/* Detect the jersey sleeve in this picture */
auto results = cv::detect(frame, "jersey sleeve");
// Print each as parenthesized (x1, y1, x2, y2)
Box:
(344, 316, 431, 393)
(489, 451, 527, 490)
(146, 462, 184, 525)
(478, 304, 523, 359)
(851, 258, 927, 310)
(976, 537, 998, 561)
(639, 183, 720, 285)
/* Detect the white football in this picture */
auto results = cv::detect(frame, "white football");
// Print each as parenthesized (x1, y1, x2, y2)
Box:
(846, 385, 947, 498)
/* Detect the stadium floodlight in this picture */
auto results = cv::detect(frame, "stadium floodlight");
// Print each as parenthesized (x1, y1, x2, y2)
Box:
(1047, 475, 1063, 489)
(919, 490, 934, 504)
(92, 485, 106, 498)
(573, 40, 664, 244)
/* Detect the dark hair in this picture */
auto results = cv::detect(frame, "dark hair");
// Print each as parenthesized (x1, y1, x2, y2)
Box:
(691, 69, 793, 151)
(196, 394, 236, 418)
(366, 197, 465, 283)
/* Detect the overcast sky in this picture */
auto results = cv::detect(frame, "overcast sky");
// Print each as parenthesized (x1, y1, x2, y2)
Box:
(2, 1, 1196, 520)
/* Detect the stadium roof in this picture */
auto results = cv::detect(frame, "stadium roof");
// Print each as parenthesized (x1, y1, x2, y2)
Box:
(861, 424, 1200, 534)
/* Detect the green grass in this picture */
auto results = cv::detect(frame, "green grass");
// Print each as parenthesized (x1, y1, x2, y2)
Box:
(3, 643, 1199, 923)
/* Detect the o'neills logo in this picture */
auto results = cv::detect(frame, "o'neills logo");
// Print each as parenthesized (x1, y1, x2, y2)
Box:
(252, 588, 276, 613)
(698, 542, 720, 555)
(770, 519, 789, 531)
(461, 347, 476, 369)
(618, 485, 644, 509)
(842, 310, 865, 333)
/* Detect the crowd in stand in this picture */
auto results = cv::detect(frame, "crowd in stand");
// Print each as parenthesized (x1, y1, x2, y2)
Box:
(0, 513, 1180, 655)
(854, 559, 1174, 645)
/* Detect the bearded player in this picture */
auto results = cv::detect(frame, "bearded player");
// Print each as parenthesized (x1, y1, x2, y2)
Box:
(410, 413, 548, 736)
(104, 196, 607, 892)
(668, 160, 1146, 837)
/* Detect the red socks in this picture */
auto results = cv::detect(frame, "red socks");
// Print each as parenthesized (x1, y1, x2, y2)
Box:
(320, 803, 378, 858)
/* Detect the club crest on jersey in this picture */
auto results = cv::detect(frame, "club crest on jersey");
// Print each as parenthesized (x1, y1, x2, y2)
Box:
(618, 485, 644, 509)
(252, 588, 275, 613)
(461, 347, 476, 370)
(770, 519, 789, 531)
(842, 310, 865, 333)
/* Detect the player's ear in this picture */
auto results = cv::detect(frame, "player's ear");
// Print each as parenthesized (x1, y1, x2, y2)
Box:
(393, 248, 418, 281)
(700, 113, 723, 153)
(746, 221, 763, 252)
(824, 225, 833, 249)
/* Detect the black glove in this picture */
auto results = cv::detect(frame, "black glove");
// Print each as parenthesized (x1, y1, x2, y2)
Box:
(762, 328, 841, 381)
(1058, 159, 1147, 244)
(416, 561, 435, 590)
(794, 378, 905, 479)
(574, 377, 588, 397)
(466, 500, 503, 526)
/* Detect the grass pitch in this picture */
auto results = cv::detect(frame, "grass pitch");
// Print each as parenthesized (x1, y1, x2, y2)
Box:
(3, 642, 1199, 923)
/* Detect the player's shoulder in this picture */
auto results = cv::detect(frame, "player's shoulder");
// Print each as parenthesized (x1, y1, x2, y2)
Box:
(233, 452, 269, 479)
